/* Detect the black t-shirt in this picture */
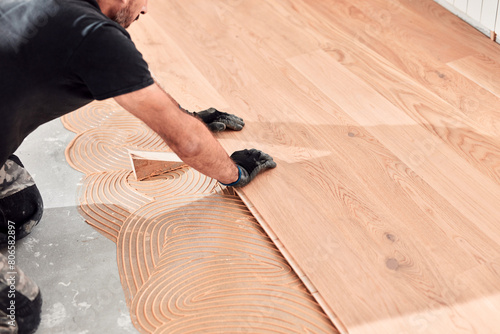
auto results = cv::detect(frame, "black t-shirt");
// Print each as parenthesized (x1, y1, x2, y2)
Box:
(0, 0, 154, 166)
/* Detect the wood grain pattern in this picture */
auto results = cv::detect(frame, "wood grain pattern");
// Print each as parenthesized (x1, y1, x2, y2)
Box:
(124, 0, 500, 333)
(448, 53, 500, 98)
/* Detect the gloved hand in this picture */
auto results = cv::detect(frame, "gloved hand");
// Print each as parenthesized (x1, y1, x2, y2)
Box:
(222, 149, 277, 187)
(183, 106, 245, 132)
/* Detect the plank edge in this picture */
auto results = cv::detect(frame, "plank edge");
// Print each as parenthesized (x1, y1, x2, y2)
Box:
(236, 189, 348, 334)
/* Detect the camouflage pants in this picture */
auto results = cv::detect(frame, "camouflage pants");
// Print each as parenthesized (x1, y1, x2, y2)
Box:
(0, 156, 43, 244)
(0, 156, 43, 334)
(0, 254, 41, 334)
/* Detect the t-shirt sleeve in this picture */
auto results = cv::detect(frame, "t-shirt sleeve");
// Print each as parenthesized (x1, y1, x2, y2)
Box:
(68, 23, 154, 100)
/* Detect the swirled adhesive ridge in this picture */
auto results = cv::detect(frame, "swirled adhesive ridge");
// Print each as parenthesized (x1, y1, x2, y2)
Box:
(63, 101, 338, 333)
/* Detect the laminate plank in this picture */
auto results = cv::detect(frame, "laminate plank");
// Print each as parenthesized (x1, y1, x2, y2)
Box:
(303, 0, 474, 62)
(393, 0, 499, 55)
(127, 15, 230, 111)
(287, 49, 500, 332)
(448, 53, 500, 98)
(288, 49, 500, 236)
(259, 0, 500, 188)
(127, 0, 500, 332)
(297, 0, 500, 135)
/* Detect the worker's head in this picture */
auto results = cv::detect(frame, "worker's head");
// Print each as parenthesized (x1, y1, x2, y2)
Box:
(97, 0, 148, 29)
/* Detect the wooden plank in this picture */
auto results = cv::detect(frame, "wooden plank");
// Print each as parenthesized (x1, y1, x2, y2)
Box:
(127, 16, 230, 111)
(128, 0, 500, 332)
(297, 0, 500, 136)
(448, 53, 500, 98)
(288, 49, 500, 238)
(287, 50, 500, 332)
(370, 0, 498, 56)
(274, 0, 500, 180)
(303, 0, 475, 63)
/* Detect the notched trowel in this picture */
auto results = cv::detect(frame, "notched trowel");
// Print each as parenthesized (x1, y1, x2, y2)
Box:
(129, 150, 187, 181)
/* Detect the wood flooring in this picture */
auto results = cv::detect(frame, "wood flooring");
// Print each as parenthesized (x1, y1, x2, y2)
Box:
(126, 0, 500, 333)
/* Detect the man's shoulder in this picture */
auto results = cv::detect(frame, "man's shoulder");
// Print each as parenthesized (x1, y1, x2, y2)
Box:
(0, 0, 101, 22)
(0, 0, 124, 47)
(59, 0, 129, 40)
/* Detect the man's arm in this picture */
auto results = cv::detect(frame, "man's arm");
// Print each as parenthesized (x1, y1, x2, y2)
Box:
(115, 83, 240, 184)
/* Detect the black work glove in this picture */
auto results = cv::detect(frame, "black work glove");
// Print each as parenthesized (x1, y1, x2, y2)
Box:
(183, 107, 245, 132)
(222, 149, 277, 187)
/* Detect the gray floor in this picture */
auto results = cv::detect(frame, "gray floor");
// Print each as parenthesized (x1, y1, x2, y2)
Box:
(1, 118, 138, 333)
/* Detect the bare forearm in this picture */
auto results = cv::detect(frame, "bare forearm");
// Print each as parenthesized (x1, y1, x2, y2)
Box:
(158, 110, 239, 184)
(115, 84, 239, 184)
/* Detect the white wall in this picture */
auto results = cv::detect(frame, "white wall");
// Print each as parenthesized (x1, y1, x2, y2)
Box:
(435, 0, 500, 42)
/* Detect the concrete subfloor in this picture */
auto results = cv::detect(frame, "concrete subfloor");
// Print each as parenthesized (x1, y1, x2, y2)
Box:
(1, 118, 138, 333)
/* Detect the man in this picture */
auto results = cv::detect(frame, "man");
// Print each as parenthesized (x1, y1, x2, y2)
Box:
(0, 0, 276, 332)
